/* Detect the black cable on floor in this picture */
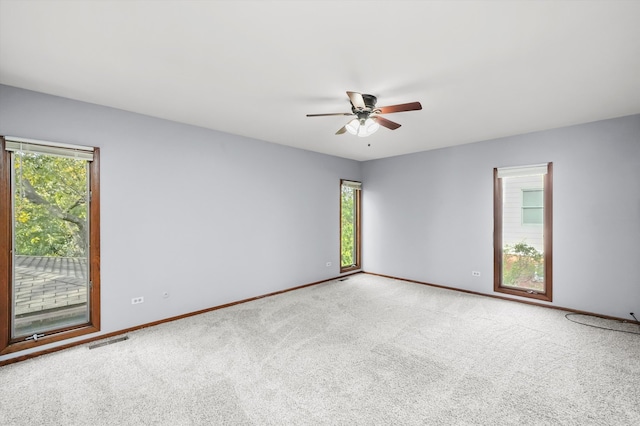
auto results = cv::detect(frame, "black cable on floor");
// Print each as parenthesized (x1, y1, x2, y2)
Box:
(565, 313, 640, 335)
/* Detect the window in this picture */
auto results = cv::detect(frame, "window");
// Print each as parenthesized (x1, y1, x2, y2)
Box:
(1, 136, 100, 355)
(522, 189, 543, 224)
(494, 163, 552, 301)
(340, 180, 361, 272)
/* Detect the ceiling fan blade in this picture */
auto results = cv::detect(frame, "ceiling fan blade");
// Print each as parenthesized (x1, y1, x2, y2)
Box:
(376, 102, 422, 114)
(347, 91, 366, 109)
(336, 126, 347, 135)
(306, 112, 353, 117)
(374, 116, 401, 130)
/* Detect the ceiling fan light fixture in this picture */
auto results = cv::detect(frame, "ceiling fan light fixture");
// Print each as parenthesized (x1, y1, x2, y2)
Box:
(345, 118, 360, 135)
(346, 117, 379, 137)
(359, 118, 380, 137)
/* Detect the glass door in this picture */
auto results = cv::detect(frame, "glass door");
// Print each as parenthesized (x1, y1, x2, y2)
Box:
(11, 148, 90, 340)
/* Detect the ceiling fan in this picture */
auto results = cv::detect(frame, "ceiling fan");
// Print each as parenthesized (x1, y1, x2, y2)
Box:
(306, 91, 422, 137)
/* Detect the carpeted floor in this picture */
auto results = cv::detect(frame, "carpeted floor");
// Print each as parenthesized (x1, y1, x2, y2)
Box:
(1, 273, 639, 425)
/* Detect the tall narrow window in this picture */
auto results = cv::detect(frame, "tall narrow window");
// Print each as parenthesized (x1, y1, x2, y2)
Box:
(494, 163, 552, 301)
(1, 137, 100, 355)
(340, 180, 361, 272)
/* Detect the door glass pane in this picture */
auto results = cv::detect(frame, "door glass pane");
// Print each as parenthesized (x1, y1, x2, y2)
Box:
(12, 151, 90, 338)
(502, 174, 545, 292)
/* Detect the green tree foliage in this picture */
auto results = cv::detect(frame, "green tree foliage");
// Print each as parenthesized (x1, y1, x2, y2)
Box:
(341, 186, 355, 267)
(502, 241, 544, 288)
(14, 153, 88, 257)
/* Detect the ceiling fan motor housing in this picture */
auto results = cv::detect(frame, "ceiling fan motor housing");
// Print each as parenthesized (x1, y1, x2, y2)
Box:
(361, 94, 377, 108)
(352, 94, 378, 114)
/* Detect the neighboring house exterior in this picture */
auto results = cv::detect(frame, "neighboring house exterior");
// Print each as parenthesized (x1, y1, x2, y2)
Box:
(502, 174, 544, 253)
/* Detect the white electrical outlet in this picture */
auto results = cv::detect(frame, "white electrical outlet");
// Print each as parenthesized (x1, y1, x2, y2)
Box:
(162, 291, 169, 299)
(472, 271, 481, 277)
(326, 262, 332, 267)
(131, 297, 144, 305)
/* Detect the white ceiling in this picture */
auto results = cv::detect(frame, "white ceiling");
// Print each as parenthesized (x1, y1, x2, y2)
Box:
(1, 1, 639, 161)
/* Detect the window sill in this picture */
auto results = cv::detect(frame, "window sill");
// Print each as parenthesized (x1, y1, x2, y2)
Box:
(495, 286, 552, 302)
(1, 324, 100, 356)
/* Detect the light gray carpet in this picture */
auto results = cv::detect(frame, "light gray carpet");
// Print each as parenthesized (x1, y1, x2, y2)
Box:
(1, 273, 639, 425)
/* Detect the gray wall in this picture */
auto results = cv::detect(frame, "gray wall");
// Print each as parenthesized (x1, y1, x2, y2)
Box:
(362, 114, 640, 319)
(2, 83, 639, 362)
(0, 85, 361, 361)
